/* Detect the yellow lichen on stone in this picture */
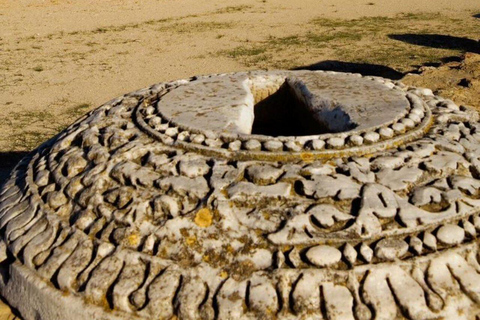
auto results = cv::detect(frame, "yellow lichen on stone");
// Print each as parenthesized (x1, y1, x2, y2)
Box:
(194, 208, 213, 228)
(226, 244, 235, 254)
(186, 236, 196, 246)
(300, 152, 314, 163)
(0, 300, 17, 320)
(126, 233, 139, 247)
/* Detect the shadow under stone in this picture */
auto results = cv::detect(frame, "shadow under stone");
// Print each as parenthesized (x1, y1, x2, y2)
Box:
(252, 81, 356, 136)
(0, 152, 29, 186)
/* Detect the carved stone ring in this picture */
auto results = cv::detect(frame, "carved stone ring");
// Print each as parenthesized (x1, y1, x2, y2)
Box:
(1, 70, 479, 320)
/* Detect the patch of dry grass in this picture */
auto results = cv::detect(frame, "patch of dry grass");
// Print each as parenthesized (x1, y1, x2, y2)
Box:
(220, 12, 480, 70)
(155, 21, 234, 33)
(3, 103, 92, 151)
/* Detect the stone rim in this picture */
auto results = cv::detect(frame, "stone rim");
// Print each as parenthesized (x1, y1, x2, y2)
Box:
(135, 71, 433, 161)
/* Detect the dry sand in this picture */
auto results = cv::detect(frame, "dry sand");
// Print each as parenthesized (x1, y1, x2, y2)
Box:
(1, 0, 480, 318)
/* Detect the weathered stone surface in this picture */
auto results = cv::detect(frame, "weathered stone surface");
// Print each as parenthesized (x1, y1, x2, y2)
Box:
(158, 73, 255, 134)
(287, 72, 409, 131)
(374, 239, 409, 261)
(306, 245, 342, 267)
(2, 70, 480, 320)
(436, 224, 465, 245)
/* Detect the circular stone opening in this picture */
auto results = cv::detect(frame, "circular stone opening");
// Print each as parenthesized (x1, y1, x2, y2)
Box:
(155, 71, 410, 139)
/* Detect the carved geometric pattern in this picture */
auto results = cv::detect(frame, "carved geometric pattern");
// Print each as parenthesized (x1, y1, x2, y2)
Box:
(1, 71, 480, 319)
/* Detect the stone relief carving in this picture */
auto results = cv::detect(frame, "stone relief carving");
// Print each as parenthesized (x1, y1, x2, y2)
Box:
(1, 70, 480, 319)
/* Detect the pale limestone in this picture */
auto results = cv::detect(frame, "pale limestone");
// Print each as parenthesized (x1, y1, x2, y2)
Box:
(1, 70, 480, 320)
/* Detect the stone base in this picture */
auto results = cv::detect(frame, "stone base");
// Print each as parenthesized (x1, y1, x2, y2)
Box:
(0, 261, 136, 320)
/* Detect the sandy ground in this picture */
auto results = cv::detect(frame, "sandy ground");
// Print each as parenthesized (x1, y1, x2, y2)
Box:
(1, 0, 480, 318)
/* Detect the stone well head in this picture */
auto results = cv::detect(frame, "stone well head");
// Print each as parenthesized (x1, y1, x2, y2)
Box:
(1, 70, 480, 320)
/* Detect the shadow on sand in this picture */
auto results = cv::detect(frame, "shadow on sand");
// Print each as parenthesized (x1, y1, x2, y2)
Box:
(389, 34, 480, 54)
(0, 152, 29, 186)
(293, 60, 404, 80)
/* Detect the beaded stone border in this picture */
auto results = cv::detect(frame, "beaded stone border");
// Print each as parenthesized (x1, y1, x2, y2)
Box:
(135, 72, 433, 161)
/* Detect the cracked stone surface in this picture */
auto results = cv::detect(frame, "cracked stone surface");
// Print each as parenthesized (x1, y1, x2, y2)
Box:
(1, 70, 480, 319)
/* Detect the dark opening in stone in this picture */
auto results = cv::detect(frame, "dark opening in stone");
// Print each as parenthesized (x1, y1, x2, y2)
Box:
(251, 80, 358, 136)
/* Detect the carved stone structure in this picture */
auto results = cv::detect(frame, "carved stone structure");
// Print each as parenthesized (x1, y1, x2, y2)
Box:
(1, 70, 480, 320)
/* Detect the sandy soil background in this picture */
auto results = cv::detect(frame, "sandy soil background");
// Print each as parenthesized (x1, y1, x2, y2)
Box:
(1, 0, 480, 318)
